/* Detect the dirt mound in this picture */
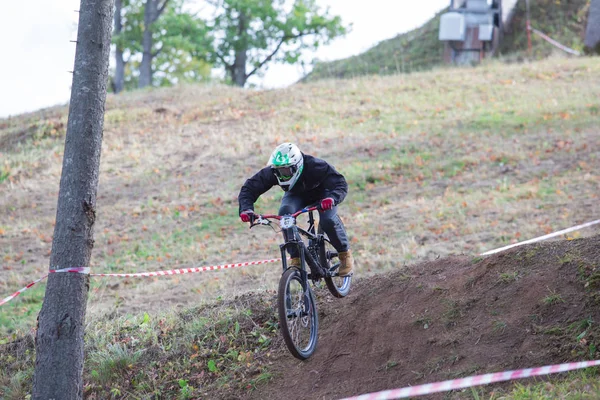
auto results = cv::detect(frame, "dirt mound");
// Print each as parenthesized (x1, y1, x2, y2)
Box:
(249, 235, 600, 400)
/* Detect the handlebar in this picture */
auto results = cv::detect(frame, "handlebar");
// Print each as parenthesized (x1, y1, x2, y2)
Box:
(250, 206, 319, 228)
(262, 206, 318, 220)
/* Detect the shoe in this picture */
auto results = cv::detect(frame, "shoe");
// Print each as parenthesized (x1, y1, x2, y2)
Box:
(289, 257, 301, 267)
(338, 250, 354, 277)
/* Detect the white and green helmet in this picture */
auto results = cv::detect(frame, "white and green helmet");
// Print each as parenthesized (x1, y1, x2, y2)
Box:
(268, 143, 304, 190)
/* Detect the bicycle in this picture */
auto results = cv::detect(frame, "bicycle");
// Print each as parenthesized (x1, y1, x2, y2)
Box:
(249, 205, 352, 360)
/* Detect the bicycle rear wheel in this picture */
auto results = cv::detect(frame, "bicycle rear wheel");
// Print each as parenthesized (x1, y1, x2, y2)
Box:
(319, 226, 352, 298)
(277, 268, 319, 360)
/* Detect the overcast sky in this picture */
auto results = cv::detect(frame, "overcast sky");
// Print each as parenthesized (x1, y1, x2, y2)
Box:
(0, 0, 448, 118)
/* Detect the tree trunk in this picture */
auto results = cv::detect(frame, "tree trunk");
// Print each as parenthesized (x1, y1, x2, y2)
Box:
(232, 49, 247, 87)
(139, 0, 156, 87)
(585, 0, 600, 54)
(32, 0, 114, 398)
(231, 11, 248, 87)
(114, 0, 125, 93)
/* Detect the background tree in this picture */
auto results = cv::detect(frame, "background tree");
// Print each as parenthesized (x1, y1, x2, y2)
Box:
(112, 0, 144, 90)
(152, 4, 213, 86)
(585, 0, 600, 54)
(208, 0, 347, 87)
(113, 0, 127, 93)
(112, 0, 211, 90)
(32, 0, 114, 398)
(139, 0, 169, 87)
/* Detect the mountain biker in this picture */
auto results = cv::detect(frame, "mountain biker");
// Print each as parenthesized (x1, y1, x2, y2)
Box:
(238, 142, 354, 277)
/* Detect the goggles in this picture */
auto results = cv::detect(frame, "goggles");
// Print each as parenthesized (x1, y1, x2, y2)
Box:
(273, 166, 296, 181)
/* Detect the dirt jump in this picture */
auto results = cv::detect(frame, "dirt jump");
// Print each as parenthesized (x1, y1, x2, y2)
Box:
(247, 234, 600, 400)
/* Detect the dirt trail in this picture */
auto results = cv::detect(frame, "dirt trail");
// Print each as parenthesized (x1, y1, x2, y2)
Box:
(247, 235, 600, 400)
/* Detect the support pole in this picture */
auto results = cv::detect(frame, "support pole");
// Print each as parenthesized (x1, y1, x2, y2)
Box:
(526, 0, 532, 56)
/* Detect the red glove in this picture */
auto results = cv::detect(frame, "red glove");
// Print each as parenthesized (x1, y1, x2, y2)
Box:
(240, 210, 255, 223)
(320, 198, 335, 211)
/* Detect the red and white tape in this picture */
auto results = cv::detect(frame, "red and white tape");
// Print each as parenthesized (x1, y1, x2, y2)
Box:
(90, 258, 282, 278)
(3, 217, 600, 307)
(480, 219, 600, 256)
(340, 359, 600, 400)
(530, 28, 581, 56)
(0, 259, 281, 307)
(0, 267, 89, 307)
(3, 216, 599, 307)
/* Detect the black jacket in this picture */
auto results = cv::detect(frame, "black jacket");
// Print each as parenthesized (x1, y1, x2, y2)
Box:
(238, 154, 348, 214)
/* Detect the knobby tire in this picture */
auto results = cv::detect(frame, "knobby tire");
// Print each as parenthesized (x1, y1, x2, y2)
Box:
(277, 267, 319, 360)
(319, 226, 352, 298)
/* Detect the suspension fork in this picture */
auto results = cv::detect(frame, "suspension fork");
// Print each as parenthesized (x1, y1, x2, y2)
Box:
(280, 242, 309, 282)
(280, 224, 324, 279)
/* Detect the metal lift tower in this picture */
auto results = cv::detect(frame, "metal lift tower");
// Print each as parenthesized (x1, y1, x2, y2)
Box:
(438, 0, 503, 65)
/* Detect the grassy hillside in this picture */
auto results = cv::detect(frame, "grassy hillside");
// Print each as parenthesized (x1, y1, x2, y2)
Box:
(306, 0, 590, 82)
(1, 56, 600, 398)
(305, 9, 445, 82)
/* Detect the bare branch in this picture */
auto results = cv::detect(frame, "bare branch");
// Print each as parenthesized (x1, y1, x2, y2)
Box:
(215, 51, 232, 69)
(152, 43, 163, 58)
(246, 33, 307, 79)
(157, 0, 170, 17)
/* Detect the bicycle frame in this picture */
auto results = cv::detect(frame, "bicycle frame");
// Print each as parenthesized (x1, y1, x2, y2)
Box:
(253, 207, 328, 282)
(250, 205, 351, 359)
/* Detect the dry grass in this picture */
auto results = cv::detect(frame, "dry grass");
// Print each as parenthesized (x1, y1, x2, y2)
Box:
(1, 56, 600, 335)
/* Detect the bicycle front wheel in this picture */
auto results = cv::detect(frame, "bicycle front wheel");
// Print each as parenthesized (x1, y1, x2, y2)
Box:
(277, 268, 319, 360)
